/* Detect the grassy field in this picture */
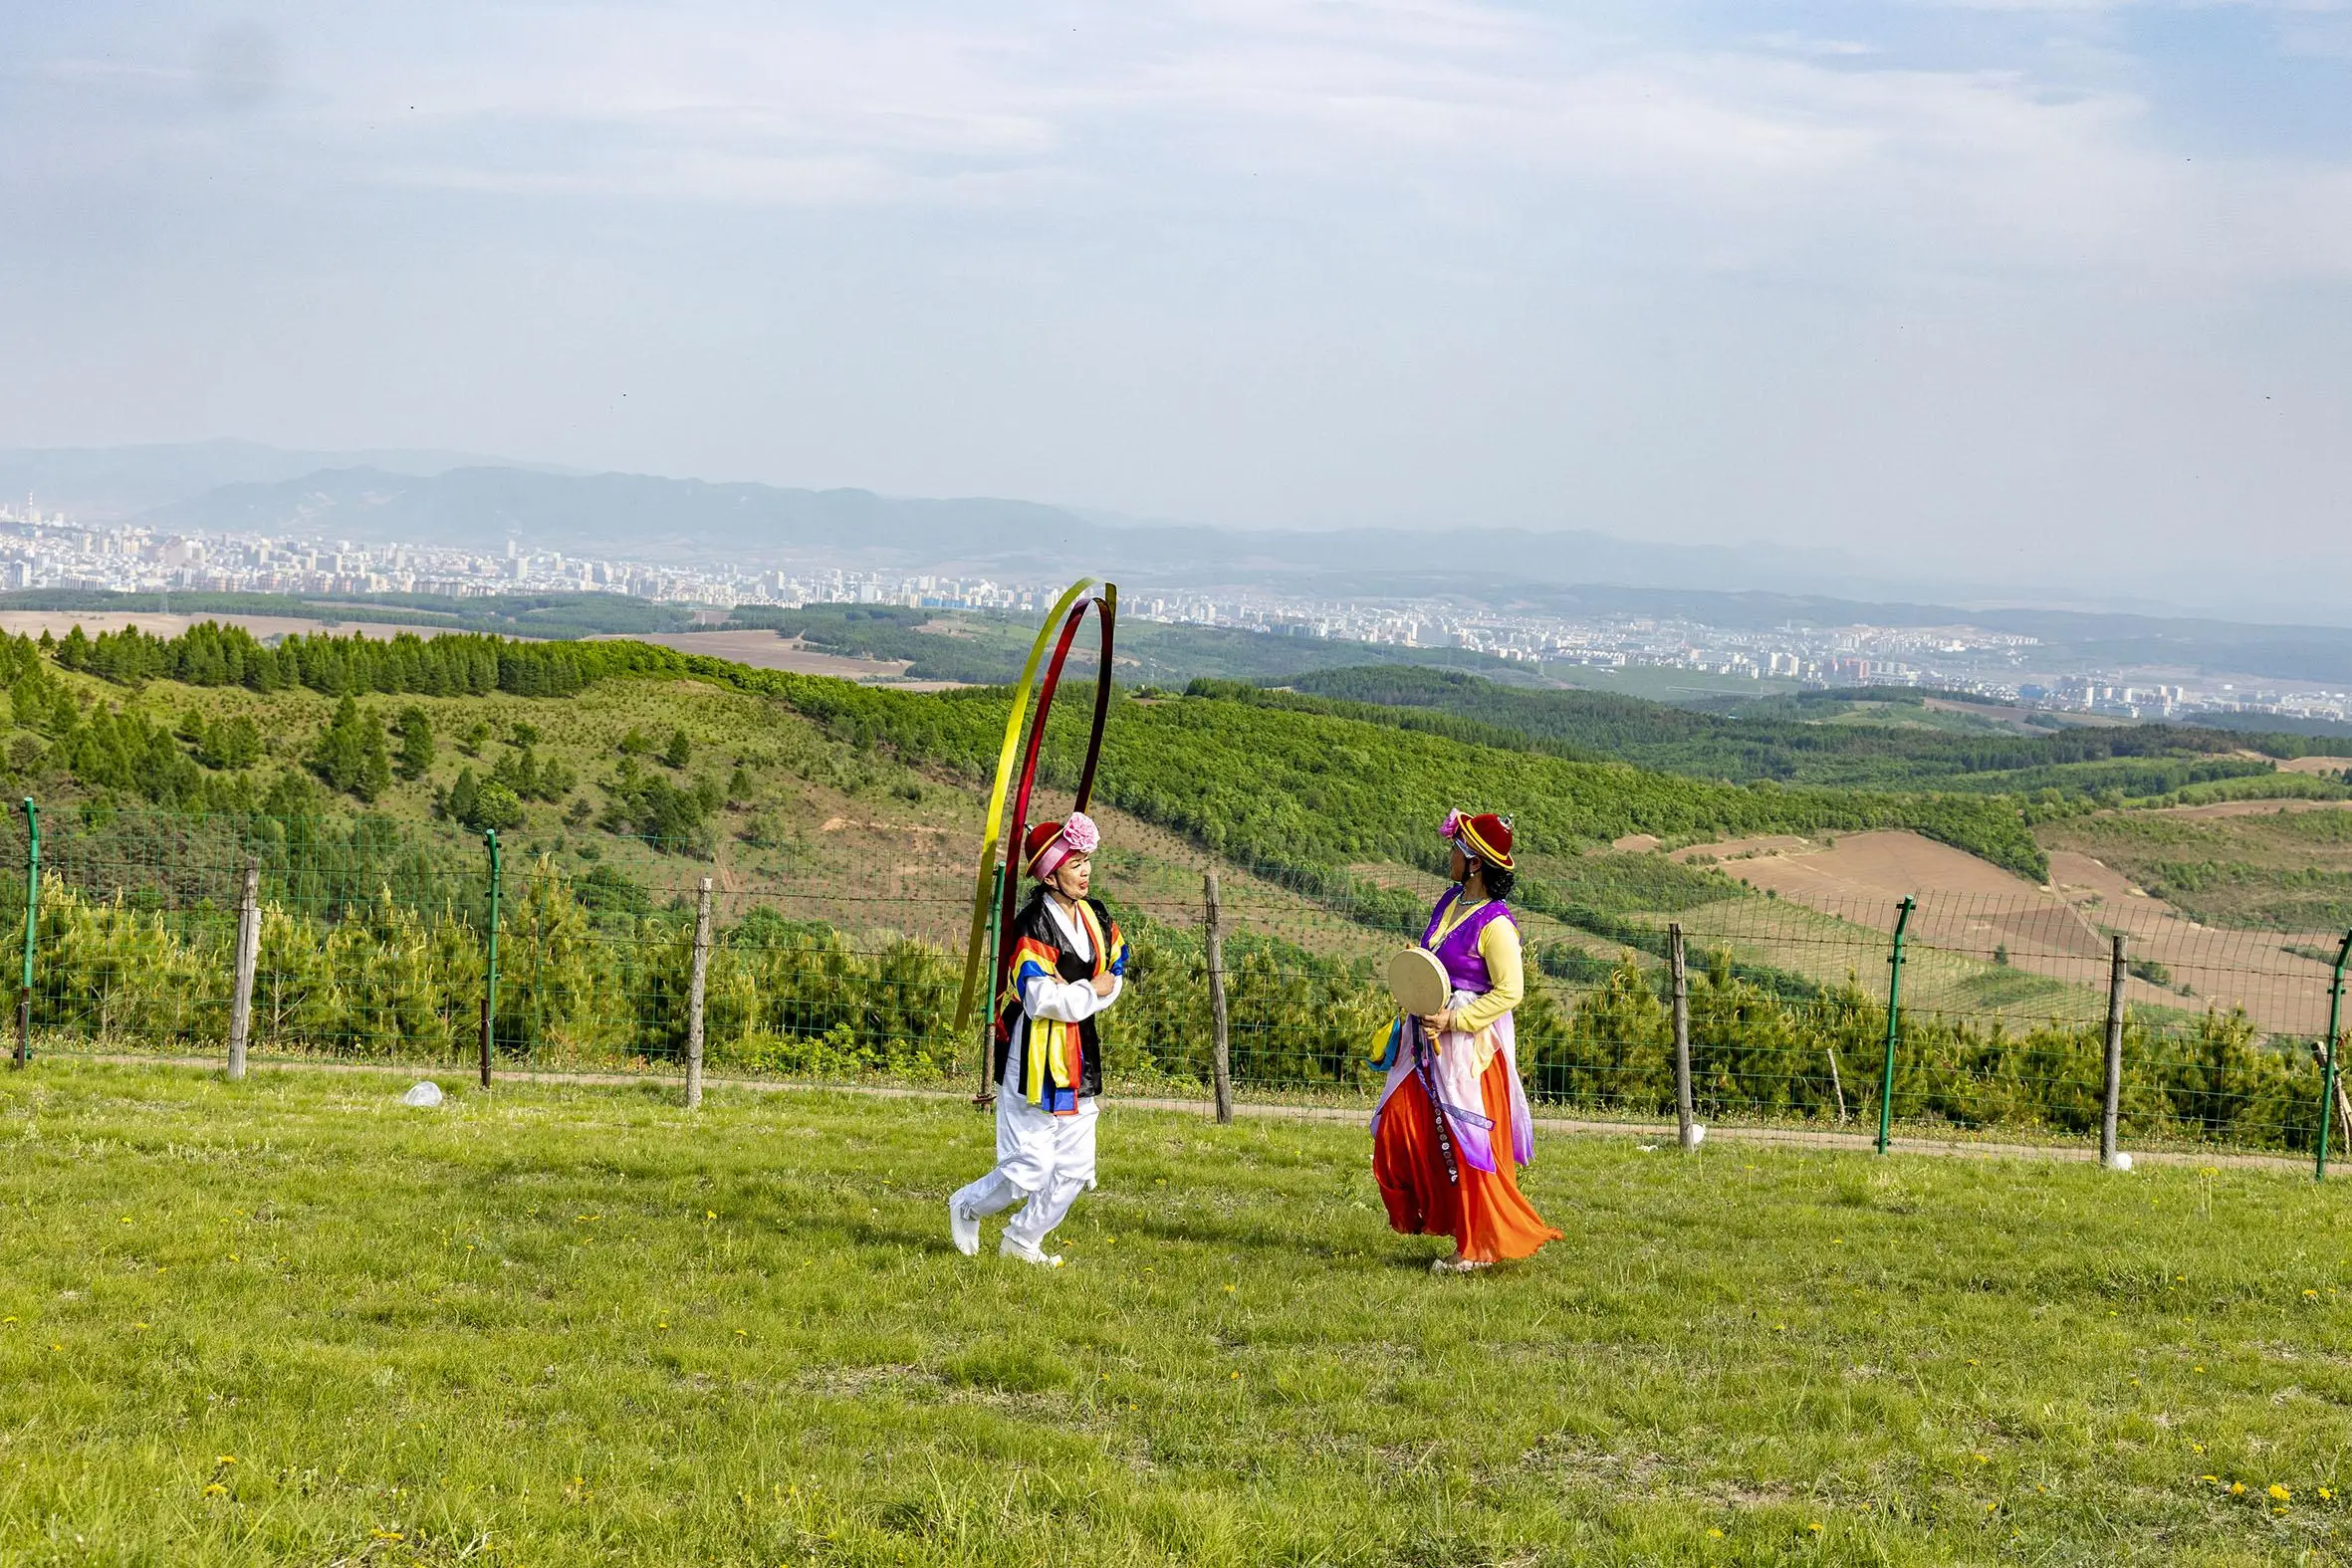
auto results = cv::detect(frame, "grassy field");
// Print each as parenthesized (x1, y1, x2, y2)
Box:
(5, 1063, 2351, 1565)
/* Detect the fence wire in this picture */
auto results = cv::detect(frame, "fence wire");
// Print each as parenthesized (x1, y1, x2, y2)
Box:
(5, 802, 2346, 1163)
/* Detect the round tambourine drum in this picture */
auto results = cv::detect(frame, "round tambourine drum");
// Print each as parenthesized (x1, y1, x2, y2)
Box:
(1385, 947, 1451, 1018)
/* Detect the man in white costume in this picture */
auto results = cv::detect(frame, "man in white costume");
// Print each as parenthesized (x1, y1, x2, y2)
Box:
(949, 813, 1127, 1266)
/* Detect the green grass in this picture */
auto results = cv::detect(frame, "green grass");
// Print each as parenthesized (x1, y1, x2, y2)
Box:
(6, 1062, 2352, 1565)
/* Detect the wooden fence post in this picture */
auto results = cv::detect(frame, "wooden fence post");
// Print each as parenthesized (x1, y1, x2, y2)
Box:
(227, 864, 259, 1081)
(1669, 923, 1695, 1150)
(1205, 871, 1232, 1125)
(2101, 932, 2127, 1169)
(686, 876, 712, 1110)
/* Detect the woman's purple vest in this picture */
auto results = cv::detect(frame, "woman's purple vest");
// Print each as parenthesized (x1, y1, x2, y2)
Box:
(1423, 886, 1514, 992)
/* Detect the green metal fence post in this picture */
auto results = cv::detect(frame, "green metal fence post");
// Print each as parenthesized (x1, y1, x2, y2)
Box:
(12, 797, 34, 1068)
(1875, 895, 1916, 1156)
(2316, 927, 2352, 1182)
(480, 828, 502, 1089)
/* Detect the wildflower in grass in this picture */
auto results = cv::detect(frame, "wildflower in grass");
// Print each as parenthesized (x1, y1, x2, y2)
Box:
(1974, 1454, 1989, 1464)
(2230, 1481, 2246, 1495)
(1806, 1522, 1824, 1534)
(2192, 1443, 2206, 1455)
(2269, 1484, 2290, 1502)
(216, 1456, 236, 1466)
(2202, 1475, 2219, 1483)
(203, 1483, 226, 1497)
(2321, 1487, 2336, 1501)
(1706, 1528, 1724, 1538)
(2305, 1289, 2319, 1298)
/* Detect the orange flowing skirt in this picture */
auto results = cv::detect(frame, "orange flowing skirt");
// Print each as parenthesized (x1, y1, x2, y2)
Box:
(1374, 1051, 1561, 1263)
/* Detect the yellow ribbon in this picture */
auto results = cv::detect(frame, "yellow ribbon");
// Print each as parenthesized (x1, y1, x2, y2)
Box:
(953, 578, 1096, 1033)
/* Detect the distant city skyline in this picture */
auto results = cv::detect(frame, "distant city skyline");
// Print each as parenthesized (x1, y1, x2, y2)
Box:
(5, 4, 2351, 618)
(5, 495, 2345, 730)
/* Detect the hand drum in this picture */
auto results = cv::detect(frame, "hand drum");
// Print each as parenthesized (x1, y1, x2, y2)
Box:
(1385, 947, 1451, 1017)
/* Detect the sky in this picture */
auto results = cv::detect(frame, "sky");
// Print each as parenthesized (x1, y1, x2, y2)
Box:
(3, 1, 2350, 612)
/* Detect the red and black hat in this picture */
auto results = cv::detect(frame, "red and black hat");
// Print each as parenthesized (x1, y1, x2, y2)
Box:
(1443, 808, 1514, 872)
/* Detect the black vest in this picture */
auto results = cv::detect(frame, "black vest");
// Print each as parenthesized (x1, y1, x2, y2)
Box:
(993, 892, 1119, 1100)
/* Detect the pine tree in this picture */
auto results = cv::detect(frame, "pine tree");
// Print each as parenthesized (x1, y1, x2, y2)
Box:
(394, 706, 434, 781)
(662, 729, 692, 769)
(448, 766, 480, 826)
(309, 696, 392, 801)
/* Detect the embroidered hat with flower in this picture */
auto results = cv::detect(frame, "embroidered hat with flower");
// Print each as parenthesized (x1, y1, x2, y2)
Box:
(1025, 811, 1101, 881)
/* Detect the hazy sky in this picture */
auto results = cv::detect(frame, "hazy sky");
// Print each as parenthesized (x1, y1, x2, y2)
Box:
(4, 2, 2350, 605)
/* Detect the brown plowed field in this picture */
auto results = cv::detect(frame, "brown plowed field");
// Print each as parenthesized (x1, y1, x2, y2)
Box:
(1656, 829, 2342, 1036)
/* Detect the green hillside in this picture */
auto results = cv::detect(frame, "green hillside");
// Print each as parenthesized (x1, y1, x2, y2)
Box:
(721, 603, 1548, 688)
(6, 620, 2337, 1153)
(1259, 667, 2352, 802)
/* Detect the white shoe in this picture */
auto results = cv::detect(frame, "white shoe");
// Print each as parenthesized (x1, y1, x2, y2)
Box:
(1430, 1256, 1492, 1275)
(1000, 1235, 1063, 1268)
(949, 1199, 980, 1257)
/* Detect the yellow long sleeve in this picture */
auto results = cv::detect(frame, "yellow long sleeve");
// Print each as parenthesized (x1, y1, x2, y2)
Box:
(1452, 916, 1524, 1036)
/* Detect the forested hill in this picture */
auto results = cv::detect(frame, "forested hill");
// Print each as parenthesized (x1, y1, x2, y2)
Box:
(1245, 667, 2352, 797)
(724, 673, 2049, 883)
(26, 620, 2045, 886)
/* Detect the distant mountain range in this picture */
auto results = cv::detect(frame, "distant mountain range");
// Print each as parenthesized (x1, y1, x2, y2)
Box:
(0, 441, 574, 520)
(6, 443, 2347, 658)
(116, 455, 1878, 598)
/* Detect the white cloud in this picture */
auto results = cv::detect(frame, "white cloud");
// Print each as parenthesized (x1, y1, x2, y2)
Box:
(13, 0, 2352, 285)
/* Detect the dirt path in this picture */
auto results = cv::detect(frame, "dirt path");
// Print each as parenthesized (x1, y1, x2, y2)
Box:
(54, 1051, 2319, 1176)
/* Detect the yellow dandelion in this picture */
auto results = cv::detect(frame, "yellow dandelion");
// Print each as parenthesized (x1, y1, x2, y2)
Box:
(1, 1316, 15, 1324)
(1807, 1521, 1824, 1534)
(202, 1482, 226, 1497)
(2269, 1484, 2291, 1502)
(2192, 1443, 2206, 1455)
(1707, 1527, 1724, 1538)
(2230, 1481, 2246, 1496)
(2202, 1474, 2219, 1483)
(2320, 1487, 2335, 1501)
(2194, 1365, 2205, 1373)
(215, 1456, 236, 1466)
(2306, 1290, 2319, 1299)
(1223, 1284, 1236, 1294)
(1974, 1454, 1990, 1464)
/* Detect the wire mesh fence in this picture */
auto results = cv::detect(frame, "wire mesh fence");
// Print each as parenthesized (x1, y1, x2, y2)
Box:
(6, 798, 2348, 1166)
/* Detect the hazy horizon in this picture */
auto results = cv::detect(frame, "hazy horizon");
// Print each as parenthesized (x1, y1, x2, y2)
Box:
(5, 3, 2350, 616)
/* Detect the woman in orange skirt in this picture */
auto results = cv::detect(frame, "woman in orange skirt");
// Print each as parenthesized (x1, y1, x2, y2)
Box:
(1372, 809, 1561, 1272)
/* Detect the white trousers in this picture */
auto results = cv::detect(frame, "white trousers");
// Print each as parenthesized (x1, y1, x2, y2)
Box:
(952, 1090, 1098, 1248)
